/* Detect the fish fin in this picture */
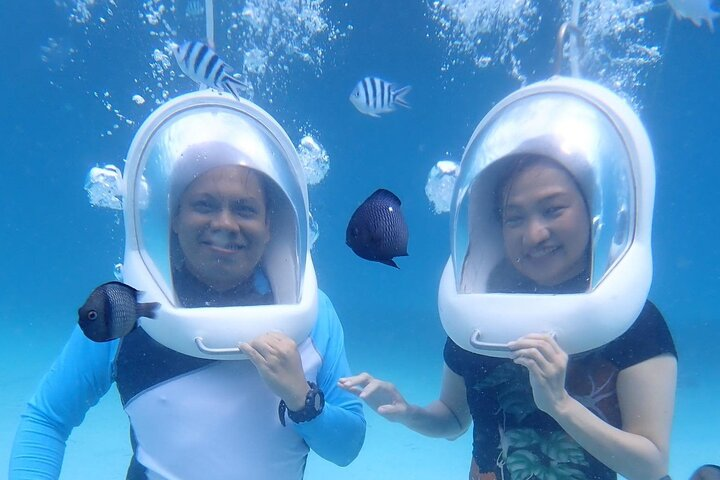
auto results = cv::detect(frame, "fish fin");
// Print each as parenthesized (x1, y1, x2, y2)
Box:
(393, 85, 412, 109)
(379, 258, 400, 269)
(137, 302, 161, 319)
(370, 188, 402, 206)
(366, 111, 381, 118)
(221, 75, 251, 100)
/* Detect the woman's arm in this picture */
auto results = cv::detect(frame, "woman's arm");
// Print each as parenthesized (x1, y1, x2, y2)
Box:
(9, 327, 117, 480)
(339, 364, 471, 439)
(510, 333, 676, 480)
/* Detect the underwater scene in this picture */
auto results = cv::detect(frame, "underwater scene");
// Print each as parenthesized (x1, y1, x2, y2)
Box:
(2, 0, 719, 479)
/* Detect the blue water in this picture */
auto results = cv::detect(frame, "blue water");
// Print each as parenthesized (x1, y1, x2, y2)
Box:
(1, 1, 719, 479)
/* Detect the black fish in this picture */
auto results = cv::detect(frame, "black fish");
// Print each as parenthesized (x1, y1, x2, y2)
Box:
(346, 189, 409, 268)
(78, 282, 160, 342)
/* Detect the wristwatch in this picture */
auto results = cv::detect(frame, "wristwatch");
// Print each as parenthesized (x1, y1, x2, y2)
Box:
(278, 381, 325, 427)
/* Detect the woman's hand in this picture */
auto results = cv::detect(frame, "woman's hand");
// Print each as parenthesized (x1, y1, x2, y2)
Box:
(508, 333, 570, 416)
(238, 332, 309, 411)
(338, 373, 410, 422)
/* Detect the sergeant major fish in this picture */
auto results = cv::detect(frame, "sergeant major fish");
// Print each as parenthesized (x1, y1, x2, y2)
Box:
(349, 76, 411, 118)
(78, 281, 160, 342)
(171, 40, 251, 100)
(346, 189, 409, 268)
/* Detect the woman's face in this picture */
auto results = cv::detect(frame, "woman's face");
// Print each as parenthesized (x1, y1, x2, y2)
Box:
(501, 161, 590, 287)
(173, 165, 270, 292)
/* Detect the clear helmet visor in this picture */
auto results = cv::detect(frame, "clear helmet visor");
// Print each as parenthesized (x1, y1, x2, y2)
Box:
(440, 77, 654, 356)
(453, 90, 635, 294)
(129, 95, 308, 308)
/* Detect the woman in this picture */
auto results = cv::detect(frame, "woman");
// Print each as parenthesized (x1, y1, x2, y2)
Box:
(340, 155, 676, 480)
(9, 163, 366, 480)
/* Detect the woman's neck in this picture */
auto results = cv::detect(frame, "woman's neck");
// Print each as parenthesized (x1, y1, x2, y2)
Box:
(489, 259, 590, 294)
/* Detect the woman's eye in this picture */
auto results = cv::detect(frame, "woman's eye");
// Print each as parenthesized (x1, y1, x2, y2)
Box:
(545, 206, 565, 218)
(504, 216, 523, 227)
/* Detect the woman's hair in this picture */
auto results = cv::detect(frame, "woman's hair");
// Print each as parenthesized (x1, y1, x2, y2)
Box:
(494, 153, 591, 222)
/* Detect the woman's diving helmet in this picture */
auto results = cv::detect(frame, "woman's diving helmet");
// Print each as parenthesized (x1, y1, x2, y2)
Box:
(439, 76, 655, 357)
(122, 91, 317, 360)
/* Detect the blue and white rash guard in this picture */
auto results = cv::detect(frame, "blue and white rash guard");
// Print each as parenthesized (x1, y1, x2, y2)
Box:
(9, 290, 366, 480)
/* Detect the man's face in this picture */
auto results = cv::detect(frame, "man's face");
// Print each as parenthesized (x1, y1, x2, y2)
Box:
(173, 165, 270, 292)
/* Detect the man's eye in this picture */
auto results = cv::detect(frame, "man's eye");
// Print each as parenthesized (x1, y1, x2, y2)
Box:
(192, 200, 214, 213)
(232, 204, 258, 217)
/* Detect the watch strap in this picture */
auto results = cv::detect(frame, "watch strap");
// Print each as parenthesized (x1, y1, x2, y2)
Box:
(278, 381, 325, 427)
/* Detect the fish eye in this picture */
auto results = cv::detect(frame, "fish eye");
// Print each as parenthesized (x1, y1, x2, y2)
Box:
(88, 310, 98, 321)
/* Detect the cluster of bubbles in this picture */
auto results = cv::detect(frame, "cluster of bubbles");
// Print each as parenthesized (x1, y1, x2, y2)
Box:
(570, 0, 661, 109)
(94, 91, 137, 135)
(425, 159, 460, 214)
(85, 164, 125, 210)
(297, 135, 329, 186)
(294, 132, 329, 249)
(224, 0, 341, 101)
(40, 37, 78, 74)
(295, 133, 329, 250)
(44, 0, 340, 134)
(426, 0, 664, 107)
(427, 0, 541, 84)
(85, 164, 149, 210)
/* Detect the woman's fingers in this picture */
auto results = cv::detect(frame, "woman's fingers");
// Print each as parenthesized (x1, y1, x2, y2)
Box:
(509, 334, 565, 364)
(513, 346, 552, 373)
(339, 372, 374, 388)
(339, 373, 402, 411)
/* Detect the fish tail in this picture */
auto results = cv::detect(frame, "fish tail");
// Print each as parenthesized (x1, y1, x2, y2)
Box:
(221, 75, 251, 100)
(380, 259, 400, 269)
(393, 85, 412, 109)
(137, 302, 161, 319)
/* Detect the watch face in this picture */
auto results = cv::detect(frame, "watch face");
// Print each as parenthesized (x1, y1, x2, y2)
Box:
(313, 392, 322, 410)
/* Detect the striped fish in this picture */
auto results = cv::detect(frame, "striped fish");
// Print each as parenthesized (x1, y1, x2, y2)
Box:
(172, 40, 251, 100)
(349, 76, 411, 118)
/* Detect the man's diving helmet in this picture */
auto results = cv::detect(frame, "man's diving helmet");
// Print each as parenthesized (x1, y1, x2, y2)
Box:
(439, 76, 655, 357)
(122, 91, 317, 360)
